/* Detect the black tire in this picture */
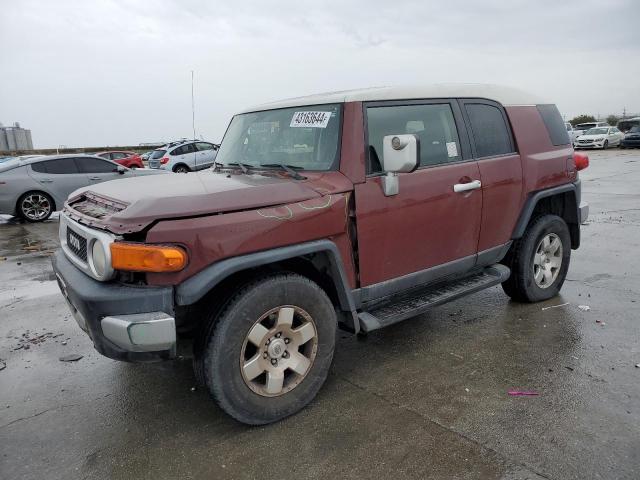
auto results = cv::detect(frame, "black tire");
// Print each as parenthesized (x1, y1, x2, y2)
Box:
(501, 214, 571, 303)
(17, 191, 54, 222)
(198, 273, 337, 425)
(603, 140, 608, 150)
(173, 164, 190, 173)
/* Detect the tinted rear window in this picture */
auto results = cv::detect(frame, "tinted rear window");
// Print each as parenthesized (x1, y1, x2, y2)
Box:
(537, 104, 570, 146)
(35, 158, 80, 174)
(465, 103, 514, 157)
(150, 150, 166, 159)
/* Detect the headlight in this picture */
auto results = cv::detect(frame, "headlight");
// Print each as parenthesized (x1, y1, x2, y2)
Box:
(595, 137, 604, 141)
(91, 241, 107, 277)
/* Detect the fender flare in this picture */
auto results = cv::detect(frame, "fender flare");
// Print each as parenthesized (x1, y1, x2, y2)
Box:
(512, 182, 580, 242)
(174, 240, 358, 328)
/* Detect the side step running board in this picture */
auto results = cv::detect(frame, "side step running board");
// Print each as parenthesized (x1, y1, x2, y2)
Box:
(358, 264, 510, 333)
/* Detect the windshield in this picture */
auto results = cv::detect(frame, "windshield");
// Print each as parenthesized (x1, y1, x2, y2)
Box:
(576, 123, 596, 130)
(629, 126, 640, 133)
(150, 149, 166, 160)
(216, 104, 341, 171)
(585, 128, 608, 135)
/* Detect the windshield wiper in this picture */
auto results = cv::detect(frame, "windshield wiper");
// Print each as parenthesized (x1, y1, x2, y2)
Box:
(260, 163, 306, 180)
(226, 162, 253, 174)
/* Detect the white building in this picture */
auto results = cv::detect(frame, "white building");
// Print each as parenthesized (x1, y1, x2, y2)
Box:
(0, 122, 34, 152)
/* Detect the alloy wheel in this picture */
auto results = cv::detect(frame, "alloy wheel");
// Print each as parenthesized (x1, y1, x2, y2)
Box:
(21, 194, 51, 221)
(240, 305, 318, 397)
(533, 233, 563, 289)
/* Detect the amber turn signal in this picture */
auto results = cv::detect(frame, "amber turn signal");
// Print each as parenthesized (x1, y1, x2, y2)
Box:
(110, 243, 187, 273)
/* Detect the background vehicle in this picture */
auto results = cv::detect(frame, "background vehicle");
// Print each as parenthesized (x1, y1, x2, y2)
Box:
(617, 117, 640, 134)
(565, 122, 579, 144)
(148, 140, 219, 173)
(94, 151, 144, 169)
(574, 126, 623, 149)
(0, 154, 165, 221)
(621, 125, 640, 148)
(53, 85, 589, 425)
(573, 121, 608, 138)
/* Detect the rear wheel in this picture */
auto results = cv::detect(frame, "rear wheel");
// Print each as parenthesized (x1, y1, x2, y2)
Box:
(197, 274, 337, 425)
(174, 164, 190, 173)
(501, 214, 571, 302)
(18, 191, 54, 222)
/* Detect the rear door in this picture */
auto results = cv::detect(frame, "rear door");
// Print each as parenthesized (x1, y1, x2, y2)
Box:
(355, 99, 482, 287)
(172, 143, 197, 169)
(194, 142, 217, 170)
(459, 99, 523, 258)
(76, 157, 122, 184)
(28, 158, 89, 207)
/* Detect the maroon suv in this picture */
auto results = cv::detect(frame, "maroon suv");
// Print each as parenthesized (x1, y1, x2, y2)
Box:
(52, 85, 589, 424)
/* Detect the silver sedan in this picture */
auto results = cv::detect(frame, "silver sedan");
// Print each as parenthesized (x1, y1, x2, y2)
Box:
(0, 154, 165, 222)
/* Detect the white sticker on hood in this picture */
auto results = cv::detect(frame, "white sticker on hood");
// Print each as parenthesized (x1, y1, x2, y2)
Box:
(290, 111, 332, 128)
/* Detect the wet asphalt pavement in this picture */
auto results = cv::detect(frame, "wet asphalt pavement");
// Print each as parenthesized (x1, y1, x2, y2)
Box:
(1, 149, 639, 480)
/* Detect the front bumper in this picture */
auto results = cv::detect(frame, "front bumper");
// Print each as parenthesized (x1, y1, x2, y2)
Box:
(621, 139, 640, 148)
(574, 142, 605, 149)
(52, 250, 176, 362)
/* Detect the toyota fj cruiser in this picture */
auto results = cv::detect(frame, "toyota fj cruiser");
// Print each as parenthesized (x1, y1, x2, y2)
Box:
(52, 85, 589, 425)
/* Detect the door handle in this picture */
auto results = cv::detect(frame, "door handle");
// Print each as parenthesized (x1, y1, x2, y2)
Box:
(39, 179, 53, 183)
(89, 176, 101, 181)
(453, 180, 481, 193)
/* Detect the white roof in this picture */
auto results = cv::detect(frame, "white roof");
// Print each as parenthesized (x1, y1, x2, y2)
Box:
(240, 84, 547, 113)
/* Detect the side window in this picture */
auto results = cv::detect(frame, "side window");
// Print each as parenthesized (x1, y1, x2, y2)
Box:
(43, 158, 80, 174)
(465, 103, 515, 157)
(171, 144, 195, 156)
(31, 161, 48, 173)
(537, 104, 570, 146)
(366, 103, 462, 173)
(196, 142, 213, 151)
(112, 153, 125, 159)
(76, 157, 117, 173)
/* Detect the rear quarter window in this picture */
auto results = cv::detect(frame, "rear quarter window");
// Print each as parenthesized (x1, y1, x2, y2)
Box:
(537, 104, 570, 146)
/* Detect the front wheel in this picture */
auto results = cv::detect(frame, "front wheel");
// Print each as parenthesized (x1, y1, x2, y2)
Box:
(198, 274, 337, 425)
(501, 214, 571, 302)
(603, 140, 609, 149)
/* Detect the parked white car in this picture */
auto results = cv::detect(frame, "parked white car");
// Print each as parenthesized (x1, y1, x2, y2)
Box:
(148, 140, 219, 173)
(574, 126, 624, 149)
(573, 121, 609, 138)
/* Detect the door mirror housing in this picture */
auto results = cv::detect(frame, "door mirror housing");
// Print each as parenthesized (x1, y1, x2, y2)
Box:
(382, 134, 419, 173)
(380, 134, 419, 197)
(116, 165, 126, 175)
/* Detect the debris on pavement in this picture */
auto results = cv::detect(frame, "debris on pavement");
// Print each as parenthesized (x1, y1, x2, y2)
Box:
(0, 360, 6, 371)
(578, 305, 591, 312)
(508, 390, 540, 396)
(541, 302, 569, 311)
(635, 364, 639, 368)
(596, 319, 606, 326)
(59, 354, 83, 362)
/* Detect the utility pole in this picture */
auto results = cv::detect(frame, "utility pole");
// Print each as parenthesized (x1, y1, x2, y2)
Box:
(191, 70, 196, 141)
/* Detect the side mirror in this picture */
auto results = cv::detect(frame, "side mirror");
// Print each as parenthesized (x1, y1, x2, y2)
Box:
(116, 165, 126, 175)
(381, 134, 419, 196)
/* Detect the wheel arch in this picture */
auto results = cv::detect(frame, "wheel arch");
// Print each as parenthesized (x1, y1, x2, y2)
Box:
(512, 182, 581, 249)
(175, 240, 359, 332)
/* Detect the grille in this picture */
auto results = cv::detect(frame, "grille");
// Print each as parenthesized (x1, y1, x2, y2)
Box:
(66, 227, 87, 262)
(578, 139, 592, 144)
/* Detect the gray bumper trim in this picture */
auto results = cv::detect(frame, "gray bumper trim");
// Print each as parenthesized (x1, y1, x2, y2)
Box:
(579, 202, 589, 224)
(101, 312, 176, 353)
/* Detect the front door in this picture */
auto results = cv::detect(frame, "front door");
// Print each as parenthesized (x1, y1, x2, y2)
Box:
(355, 100, 482, 288)
(76, 157, 122, 184)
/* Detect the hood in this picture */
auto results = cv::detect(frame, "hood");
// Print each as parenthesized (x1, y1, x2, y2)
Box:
(65, 169, 353, 234)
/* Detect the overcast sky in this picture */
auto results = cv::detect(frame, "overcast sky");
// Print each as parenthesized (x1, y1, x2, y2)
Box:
(1, 0, 639, 148)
